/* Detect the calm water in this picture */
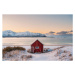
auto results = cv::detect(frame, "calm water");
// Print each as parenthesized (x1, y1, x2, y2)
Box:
(3, 35, 73, 46)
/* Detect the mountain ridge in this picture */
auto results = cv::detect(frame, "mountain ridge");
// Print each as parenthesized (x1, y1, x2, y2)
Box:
(2, 30, 46, 37)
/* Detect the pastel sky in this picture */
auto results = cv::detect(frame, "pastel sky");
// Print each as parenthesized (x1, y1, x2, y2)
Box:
(3, 14, 73, 34)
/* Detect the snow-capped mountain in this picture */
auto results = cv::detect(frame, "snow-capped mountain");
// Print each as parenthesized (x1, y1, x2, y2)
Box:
(3, 30, 16, 37)
(2, 30, 46, 37)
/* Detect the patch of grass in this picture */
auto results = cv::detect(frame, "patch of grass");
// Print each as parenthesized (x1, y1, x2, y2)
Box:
(3, 46, 25, 51)
(21, 55, 32, 60)
(3, 46, 26, 56)
(69, 56, 73, 60)
(69, 54, 72, 56)
(26, 55, 32, 58)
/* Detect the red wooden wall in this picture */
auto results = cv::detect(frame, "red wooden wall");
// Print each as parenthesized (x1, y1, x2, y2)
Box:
(31, 40, 43, 53)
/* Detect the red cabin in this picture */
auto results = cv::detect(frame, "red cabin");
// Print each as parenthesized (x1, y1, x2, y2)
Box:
(31, 40, 43, 53)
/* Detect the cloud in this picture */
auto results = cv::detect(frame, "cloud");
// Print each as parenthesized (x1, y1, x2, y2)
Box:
(47, 30, 73, 35)
(49, 31, 55, 34)
(70, 30, 73, 32)
(56, 30, 73, 35)
(49, 31, 55, 35)
(56, 31, 68, 35)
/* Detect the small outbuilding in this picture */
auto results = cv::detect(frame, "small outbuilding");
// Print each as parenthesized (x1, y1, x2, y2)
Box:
(31, 40, 43, 53)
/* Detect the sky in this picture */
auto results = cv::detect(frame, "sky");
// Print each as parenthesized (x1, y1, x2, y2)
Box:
(3, 14, 73, 34)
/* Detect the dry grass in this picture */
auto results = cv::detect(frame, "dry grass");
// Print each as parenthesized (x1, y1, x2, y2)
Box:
(26, 55, 32, 58)
(69, 56, 73, 60)
(53, 46, 64, 50)
(54, 49, 73, 61)
(69, 54, 72, 56)
(3, 46, 25, 51)
(3, 46, 26, 57)
(63, 50, 67, 53)
(21, 55, 32, 60)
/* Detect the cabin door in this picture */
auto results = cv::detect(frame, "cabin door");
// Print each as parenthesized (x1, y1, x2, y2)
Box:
(31, 47, 34, 53)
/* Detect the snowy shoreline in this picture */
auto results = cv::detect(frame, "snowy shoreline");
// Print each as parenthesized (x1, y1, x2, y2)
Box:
(2, 45, 73, 61)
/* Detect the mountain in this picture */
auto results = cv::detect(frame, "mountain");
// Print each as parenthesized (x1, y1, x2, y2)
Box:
(2, 30, 46, 37)
(3, 30, 16, 37)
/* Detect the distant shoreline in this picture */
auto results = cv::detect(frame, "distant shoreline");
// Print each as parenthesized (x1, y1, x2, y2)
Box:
(3, 45, 73, 46)
(3, 36, 46, 38)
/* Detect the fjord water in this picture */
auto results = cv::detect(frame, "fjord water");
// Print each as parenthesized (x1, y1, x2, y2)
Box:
(3, 35, 73, 46)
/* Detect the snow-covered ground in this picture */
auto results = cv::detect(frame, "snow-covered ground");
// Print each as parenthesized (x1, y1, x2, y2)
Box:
(2, 46, 73, 61)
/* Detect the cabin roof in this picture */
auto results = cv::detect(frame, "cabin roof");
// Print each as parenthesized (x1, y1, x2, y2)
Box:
(31, 39, 43, 45)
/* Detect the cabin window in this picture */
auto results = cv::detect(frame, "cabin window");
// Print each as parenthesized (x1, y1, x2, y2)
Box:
(35, 46, 39, 49)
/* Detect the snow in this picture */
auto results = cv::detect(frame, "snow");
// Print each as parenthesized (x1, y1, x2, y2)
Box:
(3, 30, 15, 36)
(2, 46, 73, 61)
(60, 46, 73, 55)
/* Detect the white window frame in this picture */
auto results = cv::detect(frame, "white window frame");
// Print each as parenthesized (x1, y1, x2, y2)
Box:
(35, 46, 39, 49)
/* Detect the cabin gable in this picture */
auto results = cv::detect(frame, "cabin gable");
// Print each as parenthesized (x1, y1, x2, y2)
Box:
(31, 40, 43, 53)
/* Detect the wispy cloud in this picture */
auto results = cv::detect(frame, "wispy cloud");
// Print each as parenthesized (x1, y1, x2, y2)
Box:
(70, 30, 73, 32)
(56, 30, 73, 35)
(49, 31, 55, 35)
(56, 31, 68, 35)
(47, 30, 73, 35)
